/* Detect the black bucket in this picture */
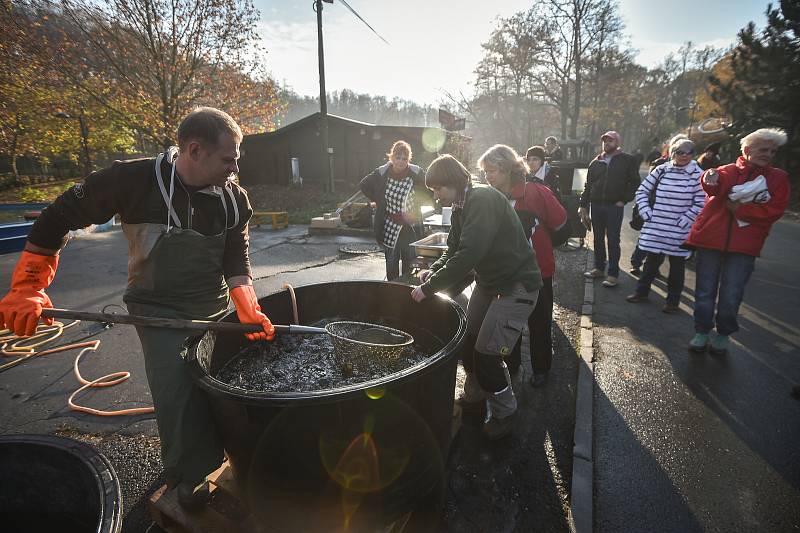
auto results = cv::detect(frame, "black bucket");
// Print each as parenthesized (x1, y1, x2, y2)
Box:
(0, 434, 123, 533)
(187, 281, 466, 532)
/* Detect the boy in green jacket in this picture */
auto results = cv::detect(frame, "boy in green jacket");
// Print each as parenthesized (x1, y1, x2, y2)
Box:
(411, 154, 542, 439)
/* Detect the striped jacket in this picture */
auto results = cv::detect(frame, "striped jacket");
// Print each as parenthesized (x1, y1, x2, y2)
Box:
(635, 160, 705, 257)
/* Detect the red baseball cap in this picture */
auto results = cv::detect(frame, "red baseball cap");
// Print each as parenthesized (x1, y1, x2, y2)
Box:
(601, 130, 621, 143)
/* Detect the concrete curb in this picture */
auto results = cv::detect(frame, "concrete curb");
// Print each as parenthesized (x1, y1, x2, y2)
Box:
(570, 248, 595, 532)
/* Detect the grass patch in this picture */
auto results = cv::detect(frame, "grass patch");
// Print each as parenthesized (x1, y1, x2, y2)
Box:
(0, 180, 78, 203)
(0, 180, 363, 226)
(246, 183, 360, 224)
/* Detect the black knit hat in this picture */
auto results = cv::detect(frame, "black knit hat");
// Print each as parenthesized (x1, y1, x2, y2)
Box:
(526, 145, 546, 160)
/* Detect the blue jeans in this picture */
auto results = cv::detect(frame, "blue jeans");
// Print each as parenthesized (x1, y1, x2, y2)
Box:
(693, 248, 755, 336)
(630, 245, 647, 268)
(384, 225, 415, 281)
(590, 204, 624, 277)
(635, 253, 685, 305)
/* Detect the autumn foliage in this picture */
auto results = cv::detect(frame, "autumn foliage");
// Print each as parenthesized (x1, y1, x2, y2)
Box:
(0, 0, 284, 181)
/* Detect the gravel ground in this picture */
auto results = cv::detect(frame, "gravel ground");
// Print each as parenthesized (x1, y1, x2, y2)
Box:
(47, 242, 586, 533)
(441, 243, 585, 532)
(55, 428, 164, 533)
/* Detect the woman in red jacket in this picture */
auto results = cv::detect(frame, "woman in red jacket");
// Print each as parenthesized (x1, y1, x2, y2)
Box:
(481, 144, 568, 387)
(685, 128, 791, 354)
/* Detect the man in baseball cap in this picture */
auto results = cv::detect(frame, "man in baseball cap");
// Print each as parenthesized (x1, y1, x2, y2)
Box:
(579, 130, 642, 287)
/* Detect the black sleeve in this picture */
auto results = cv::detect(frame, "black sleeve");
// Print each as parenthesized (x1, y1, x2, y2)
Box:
(627, 156, 641, 202)
(579, 163, 595, 208)
(545, 167, 562, 200)
(27, 163, 125, 249)
(359, 169, 381, 202)
(223, 185, 254, 280)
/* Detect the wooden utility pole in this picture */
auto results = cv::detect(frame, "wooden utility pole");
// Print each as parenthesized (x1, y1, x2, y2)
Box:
(316, 0, 334, 192)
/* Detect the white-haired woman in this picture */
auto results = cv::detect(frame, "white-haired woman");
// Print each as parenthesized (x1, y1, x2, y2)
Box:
(481, 144, 567, 388)
(626, 138, 704, 312)
(685, 128, 791, 354)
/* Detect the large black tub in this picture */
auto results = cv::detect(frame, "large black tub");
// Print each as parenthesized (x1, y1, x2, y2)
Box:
(0, 434, 122, 533)
(187, 281, 466, 532)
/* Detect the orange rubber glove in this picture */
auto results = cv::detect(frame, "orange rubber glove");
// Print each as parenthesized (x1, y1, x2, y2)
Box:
(230, 285, 275, 341)
(0, 251, 58, 337)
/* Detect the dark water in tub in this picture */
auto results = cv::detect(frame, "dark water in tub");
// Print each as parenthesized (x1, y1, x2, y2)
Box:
(215, 317, 445, 392)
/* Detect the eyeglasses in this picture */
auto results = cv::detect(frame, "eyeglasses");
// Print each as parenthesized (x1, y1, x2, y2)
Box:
(673, 150, 694, 156)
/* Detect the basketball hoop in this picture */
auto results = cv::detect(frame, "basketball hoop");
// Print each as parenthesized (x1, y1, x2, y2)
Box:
(697, 117, 733, 135)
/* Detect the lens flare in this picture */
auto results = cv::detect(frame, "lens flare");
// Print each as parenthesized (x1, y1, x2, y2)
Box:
(422, 128, 446, 153)
(365, 387, 385, 400)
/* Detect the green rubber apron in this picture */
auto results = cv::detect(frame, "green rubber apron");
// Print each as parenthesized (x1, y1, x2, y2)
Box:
(123, 148, 239, 487)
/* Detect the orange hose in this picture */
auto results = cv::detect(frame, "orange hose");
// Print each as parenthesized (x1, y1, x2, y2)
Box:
(1, 321, 154, 416)
(283, 283, 299, 324)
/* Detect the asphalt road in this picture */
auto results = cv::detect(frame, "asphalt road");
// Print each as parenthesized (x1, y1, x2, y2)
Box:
(0, 224, 585, 532)
(592, 208, 800, 531)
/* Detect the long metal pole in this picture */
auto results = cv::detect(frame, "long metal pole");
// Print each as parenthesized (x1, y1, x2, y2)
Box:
(316, 0, 334, 192)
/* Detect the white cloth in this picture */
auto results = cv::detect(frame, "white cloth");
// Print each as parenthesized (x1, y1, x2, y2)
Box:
(729, 175, 770, 227)
(729, 175, 770, 203)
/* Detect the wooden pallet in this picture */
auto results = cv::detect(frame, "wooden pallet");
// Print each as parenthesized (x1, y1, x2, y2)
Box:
(148, 462, 255, 533)
(251, 211, 289, 229)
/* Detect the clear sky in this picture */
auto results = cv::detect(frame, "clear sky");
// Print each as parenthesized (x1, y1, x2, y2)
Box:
(256, 0, 771, 106)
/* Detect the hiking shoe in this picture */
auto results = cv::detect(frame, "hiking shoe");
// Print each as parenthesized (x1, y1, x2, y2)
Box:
(584, 268, 605, 279)
(629, 267, 642, 277)
(602, 276, 619, 287)
(709, 334, 729, 355)
(176, 481, 210, 511)
(662, 303, 680, 314)
(483, 412, 517, 440)
(626, 293, 647, 303)
(688, 333, 709, 353)
(529, 373, 547, 388)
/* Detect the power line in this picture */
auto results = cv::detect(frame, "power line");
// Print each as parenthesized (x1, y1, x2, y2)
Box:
(338, 0, 390, 45)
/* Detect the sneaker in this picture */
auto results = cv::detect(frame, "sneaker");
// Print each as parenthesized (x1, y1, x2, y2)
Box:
(709, 334, 729, 355)
(176, 481, 210, 511)
(483, 412, 517, 440)
(662, 303, 680, 314)
(602, 276, 619, 287)
(584, 268, 605, 279)
(626, 293, 647, 303)
(629, 267, 642, 277)
(529, 373, 547, 388)
(688, 333, 709, 353)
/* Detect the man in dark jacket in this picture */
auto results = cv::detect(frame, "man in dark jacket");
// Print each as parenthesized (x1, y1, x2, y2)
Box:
(579, 130, 641, 287)
(0, 107, 274, 509)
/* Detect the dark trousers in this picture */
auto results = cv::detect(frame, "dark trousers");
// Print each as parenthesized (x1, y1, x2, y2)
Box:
(384, 225, 415, 281)
(635, 252, 686, 305)
(693, 248, 755, 335)
(505, 277, 554, 375)
(590, 204, 624, 277)
(630, 245, 647, 268)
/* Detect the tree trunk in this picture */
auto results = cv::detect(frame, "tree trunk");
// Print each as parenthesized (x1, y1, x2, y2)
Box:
(10, 127, 21, 186)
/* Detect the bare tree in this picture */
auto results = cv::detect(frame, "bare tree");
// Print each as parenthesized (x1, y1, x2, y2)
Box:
(50, 0, 282, 148)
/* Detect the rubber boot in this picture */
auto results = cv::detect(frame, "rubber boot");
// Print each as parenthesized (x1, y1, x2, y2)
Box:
(176, 480, 210, 511)
(456, 371, 486, 415)
(483, 362, 517, 440)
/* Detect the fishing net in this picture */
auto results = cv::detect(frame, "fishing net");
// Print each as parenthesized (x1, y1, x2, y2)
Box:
(325, 321, 415, 375)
